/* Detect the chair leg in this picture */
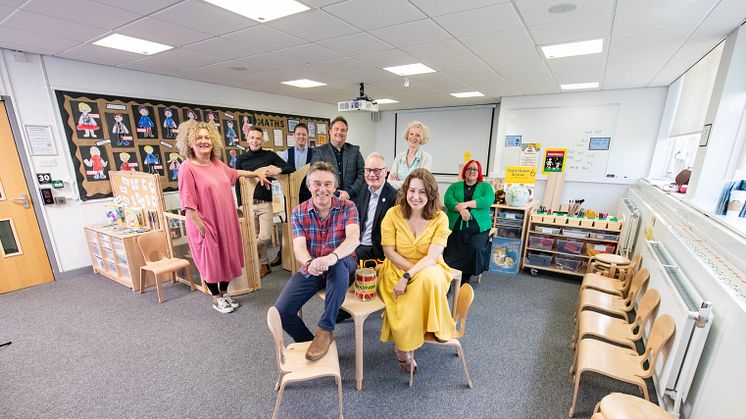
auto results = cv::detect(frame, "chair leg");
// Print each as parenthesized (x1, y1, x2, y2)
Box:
(408, 351, 415, 388)
(455, 344, 473, 389)
(272, 381, 286, 419)
(336, 375, 344, 419)
(568, 370, 582, 417)
(139, 268, 146, 294)
(155, 273, 164, 303)
(186, 265, 195, 291)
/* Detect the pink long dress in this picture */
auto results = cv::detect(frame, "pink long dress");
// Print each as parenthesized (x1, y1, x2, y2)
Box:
(178, 159, 244, 282)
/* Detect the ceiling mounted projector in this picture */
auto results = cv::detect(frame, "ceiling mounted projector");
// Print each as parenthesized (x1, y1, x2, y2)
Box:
(338, 83, 379, 112)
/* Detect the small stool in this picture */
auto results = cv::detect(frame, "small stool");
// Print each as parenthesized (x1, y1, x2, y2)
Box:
(589, 253, 631, 279)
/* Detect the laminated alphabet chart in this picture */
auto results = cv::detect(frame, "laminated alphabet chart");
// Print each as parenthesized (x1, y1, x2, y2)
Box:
(56, 90, 329, 200)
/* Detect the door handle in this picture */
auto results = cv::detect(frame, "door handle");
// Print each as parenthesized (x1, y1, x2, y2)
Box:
(12, 193, 29, 209)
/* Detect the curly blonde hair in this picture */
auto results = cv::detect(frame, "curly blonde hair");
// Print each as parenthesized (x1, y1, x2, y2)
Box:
(402, 120, 430, 145)
(176, 120, 224, 161)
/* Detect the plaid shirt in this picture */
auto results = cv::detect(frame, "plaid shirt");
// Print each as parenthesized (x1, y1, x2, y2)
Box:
(291, 196, 359, 277)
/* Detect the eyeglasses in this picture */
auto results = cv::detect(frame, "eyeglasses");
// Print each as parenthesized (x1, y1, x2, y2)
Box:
(464, 168, 479, 173)
(364, 168, 386, 175)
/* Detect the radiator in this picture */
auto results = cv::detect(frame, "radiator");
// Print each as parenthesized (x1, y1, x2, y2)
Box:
(642, 241, 714, 418)
(617, 197, 641, 257)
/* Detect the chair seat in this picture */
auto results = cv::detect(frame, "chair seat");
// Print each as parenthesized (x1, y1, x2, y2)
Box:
(578, 289, 629, 313)
(581, 275, 625, 296)
(577, 311, 637, 348)
(598, 393, 673, 419)
(282, 341, 341, 381)
(576, 339, 645, 379)
(142, 258, 191, 275)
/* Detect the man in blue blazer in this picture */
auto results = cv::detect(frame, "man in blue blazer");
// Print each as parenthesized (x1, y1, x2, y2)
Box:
(311, 116, 365, 200)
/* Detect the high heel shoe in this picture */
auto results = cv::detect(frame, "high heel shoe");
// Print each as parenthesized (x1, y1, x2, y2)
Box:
(395, 349, 418, 373)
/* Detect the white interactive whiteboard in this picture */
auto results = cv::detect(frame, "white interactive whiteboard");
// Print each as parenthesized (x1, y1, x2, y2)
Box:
(395, 105, 495, 175)
(501, 104, 620, 181)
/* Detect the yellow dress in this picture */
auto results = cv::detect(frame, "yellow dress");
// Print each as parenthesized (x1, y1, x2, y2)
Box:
(378, 206, 456, 351)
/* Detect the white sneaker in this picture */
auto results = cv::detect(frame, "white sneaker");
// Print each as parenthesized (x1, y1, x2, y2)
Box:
(223, 294, 239, 309)
(212, 298, 234, 314)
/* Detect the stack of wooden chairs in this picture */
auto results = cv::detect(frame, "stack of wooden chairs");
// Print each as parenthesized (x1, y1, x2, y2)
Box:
(568, 253, 677, 417)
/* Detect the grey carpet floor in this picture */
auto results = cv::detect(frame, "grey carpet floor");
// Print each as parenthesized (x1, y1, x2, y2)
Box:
(0, 268, 653, 419)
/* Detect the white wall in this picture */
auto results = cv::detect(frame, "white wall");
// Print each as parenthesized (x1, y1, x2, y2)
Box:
(0, 50, 375, 273)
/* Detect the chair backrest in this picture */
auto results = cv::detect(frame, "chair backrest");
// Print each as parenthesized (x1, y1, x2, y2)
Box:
(629, 253, 642, 273)
(620, 254, 644, 294)
(632, 289, 661, 339)
(624, 268, 650, 305)
(137, 230, 169, 263)
(267, 306, 287, 371)
(640, 314, 676, 378)
(453, 284, 475, 339)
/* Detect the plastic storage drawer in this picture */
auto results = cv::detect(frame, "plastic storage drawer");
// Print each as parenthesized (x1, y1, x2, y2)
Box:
(527, 252, 552, 267)
(528, 236, 554, 250)
(589, 232, 620, 241)
(556, 257, 584, 272)
(562, 228, 589, 238)
(557, 239, 584, 254)
(497, 226, 522, 238)
(535, 226, 561, 235)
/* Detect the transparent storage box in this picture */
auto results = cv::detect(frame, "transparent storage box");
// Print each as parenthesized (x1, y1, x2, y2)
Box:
(562, 228, 589, 238)
(536, 226, 561, 235)
(497, 226, 522, 238)
(589, 232, 620, 241)
(528, 236, 554, 250)
(557, 239, 584, 254)
(527, 252, 553, 266)
(556, 257, 585, 272)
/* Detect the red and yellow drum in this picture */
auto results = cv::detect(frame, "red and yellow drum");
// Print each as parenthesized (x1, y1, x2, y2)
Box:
(354, 268, 377, 301)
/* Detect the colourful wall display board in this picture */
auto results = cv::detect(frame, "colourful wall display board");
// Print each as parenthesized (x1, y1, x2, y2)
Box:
(56, 90, 329, 201)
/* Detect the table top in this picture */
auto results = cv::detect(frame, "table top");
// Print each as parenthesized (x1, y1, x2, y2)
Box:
(318, 288, 385, 317)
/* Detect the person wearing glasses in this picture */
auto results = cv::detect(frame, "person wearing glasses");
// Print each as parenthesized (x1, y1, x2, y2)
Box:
(389, 121, 432, 189)
(443, 160, 495, 285)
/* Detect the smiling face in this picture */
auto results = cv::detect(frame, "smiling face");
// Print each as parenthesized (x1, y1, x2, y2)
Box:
(406, 126, 423, 149)
(406, 178, 428, 212)
(330, 120, 348, 149)
(464, 162, 480, 185)
(191, 128, 213, 158)
(364, 156, 387, 191)
(294, 126, 308, 148)
(307, 168, 337, 210)
(248, 128, 263, 151)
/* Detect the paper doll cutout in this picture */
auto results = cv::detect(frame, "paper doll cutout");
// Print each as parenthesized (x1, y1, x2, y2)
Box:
(206, 112, 219, 130)
(162, 107, 179, 139)
(225, 120, 238, 146)
(228, 149, 237, 168)
(241, 115, 254, 141)
(117, 152, 137, 171)
(108, 113, 132, 146)
(139, 144, 163, 175)
(83, 146, 108, 180)
(135, 105, 156, 138)
(166, 152, 182, 180)
(184, 108, 200, 122)
(76, 102, 99, 138)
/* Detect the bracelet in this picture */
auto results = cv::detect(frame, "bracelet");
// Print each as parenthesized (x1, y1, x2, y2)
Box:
(305, 258, 314, 267)
(330, 252, 339, 262)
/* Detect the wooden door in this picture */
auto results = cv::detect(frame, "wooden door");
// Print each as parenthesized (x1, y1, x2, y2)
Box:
(0, 100, 54, 293)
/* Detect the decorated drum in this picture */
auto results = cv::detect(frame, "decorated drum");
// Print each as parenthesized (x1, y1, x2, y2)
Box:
(354, 268, 377, 301)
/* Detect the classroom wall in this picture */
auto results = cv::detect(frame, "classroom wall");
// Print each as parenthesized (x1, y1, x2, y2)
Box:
(0, 50, 376, 273)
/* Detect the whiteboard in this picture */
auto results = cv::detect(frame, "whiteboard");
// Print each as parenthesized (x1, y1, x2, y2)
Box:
(395, 105, 495, 175)
(501, 104, 620, 181)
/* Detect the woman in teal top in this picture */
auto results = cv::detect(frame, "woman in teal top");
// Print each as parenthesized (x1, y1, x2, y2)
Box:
(443, 160, 495, 284)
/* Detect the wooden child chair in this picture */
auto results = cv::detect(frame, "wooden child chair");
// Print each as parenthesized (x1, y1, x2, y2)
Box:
(137, 230, 195, 303)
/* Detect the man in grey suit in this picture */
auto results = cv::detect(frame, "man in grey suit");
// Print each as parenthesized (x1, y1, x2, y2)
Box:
(311, 116, 365, 200)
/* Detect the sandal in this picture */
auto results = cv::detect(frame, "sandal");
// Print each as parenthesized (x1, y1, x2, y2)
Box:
(395, 349, 418, 373)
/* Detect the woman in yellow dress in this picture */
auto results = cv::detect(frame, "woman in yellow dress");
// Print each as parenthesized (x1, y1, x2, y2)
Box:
(378, 168, 456, 371)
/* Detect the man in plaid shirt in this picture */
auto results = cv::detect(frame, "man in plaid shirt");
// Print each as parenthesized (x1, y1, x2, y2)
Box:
(274, 161, 360, 361)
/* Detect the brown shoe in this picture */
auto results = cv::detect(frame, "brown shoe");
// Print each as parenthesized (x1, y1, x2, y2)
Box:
(260, 264, 271, 278)
(305, 328, 333, 361)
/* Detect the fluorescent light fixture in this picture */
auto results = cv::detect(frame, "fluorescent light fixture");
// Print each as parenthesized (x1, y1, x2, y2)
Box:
(375, 99, 398, 104)
(205, 0, 309, 22)
(541, 39, 603, 59)
(93, 34, 172, 55)
(382, 63, 435, 76)
(450, 91, 484, 98)
(560, 82, 599, 90)
(281, 79, 326, 88)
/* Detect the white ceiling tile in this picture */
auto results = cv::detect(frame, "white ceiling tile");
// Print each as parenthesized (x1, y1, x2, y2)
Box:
(461, 29, 538, 62)
(610, 26, 692, 51)
(414, 72, 472, 92)
(502, 67, 558, 94)
(704, 0, 746, 22)
(353, 48, 417, 68)
(230, 52, 303, 73)
(324, 0, 425, 30)
(274, 43, 343, 64)
(22, 0, 140, 29)
(184, 37, 264, 59)
(119, 48, 227, 73)
(311, 57, 375, 73)
(0, 10, 110, 42)
(434, 3, 523, 38)
(268, 9, 359, 41)
(617, 0, 717, 12)
(177, 62, 252, 81)
(402, 39, 472, 61)
(58, 43, 145, 66)
(613, 1, 716, 38)
(545, 53, 607, 84)
(318, 32, 392, 55)
(470, 77, 522, 97)
(529, 14, 611, 45)
(0, 5, 13, 19)
(607, 46, 676, 67)
(648, 41, 716, 85)
(688, 17, 742, 43)
(152, 0, 257, 36)
(223, 25, 306, 50)
(0, 26, 79, 55)
(0, 0, 25, 6)
(118, 17, 212, 47)
(93, 0, 176, 14)
(408, 0, 511, 17)
(306, 0, 345, 6)
(515, 0, 613, 27)
(370, 19, 451, 48)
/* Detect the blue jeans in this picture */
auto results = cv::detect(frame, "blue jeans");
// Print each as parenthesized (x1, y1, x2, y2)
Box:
(274, 256, 355, 342)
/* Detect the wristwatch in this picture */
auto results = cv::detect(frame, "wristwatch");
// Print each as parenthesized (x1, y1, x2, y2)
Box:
(402, 272, 411, 282)
(305, 258, 314, 267)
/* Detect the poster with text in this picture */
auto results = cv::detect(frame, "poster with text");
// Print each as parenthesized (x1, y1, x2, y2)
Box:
(542, 148, 567, 174)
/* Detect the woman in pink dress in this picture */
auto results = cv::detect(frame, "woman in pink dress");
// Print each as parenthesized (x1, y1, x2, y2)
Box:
(176, 121, 269, 313)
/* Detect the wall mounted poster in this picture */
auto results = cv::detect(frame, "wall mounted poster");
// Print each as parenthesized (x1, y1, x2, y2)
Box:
(519, 143, 540, 167)
(542, 148, 567, 174)
(56, 90, 329, 200)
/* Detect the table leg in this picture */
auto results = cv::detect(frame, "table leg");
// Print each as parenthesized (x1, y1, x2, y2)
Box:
(352, 313, 370, 391)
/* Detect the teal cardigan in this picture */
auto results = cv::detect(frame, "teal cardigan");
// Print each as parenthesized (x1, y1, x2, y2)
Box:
(443, 181, 495, 232)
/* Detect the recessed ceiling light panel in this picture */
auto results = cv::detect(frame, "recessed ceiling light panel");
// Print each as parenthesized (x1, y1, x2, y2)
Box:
(450, 91, 484, 98)
(93, 34, 173, 55)
(541, 39, 603, 59)
(560, 82, 599, 90)
(382, 63, 436, 76)
(205, 0, 309, 23)
(282, 79, 327, 88)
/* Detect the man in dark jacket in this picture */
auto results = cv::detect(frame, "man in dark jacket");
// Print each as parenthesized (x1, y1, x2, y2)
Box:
(311, 116, 365, 200)
(281, 122, 313, 203)
(353, 152, 398, 260)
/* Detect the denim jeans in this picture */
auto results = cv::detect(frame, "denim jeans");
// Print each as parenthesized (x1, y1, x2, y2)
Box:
(274, 256, 355, 342)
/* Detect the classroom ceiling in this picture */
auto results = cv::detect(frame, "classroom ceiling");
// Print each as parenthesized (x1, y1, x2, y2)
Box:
(0, 0, 744, 109)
